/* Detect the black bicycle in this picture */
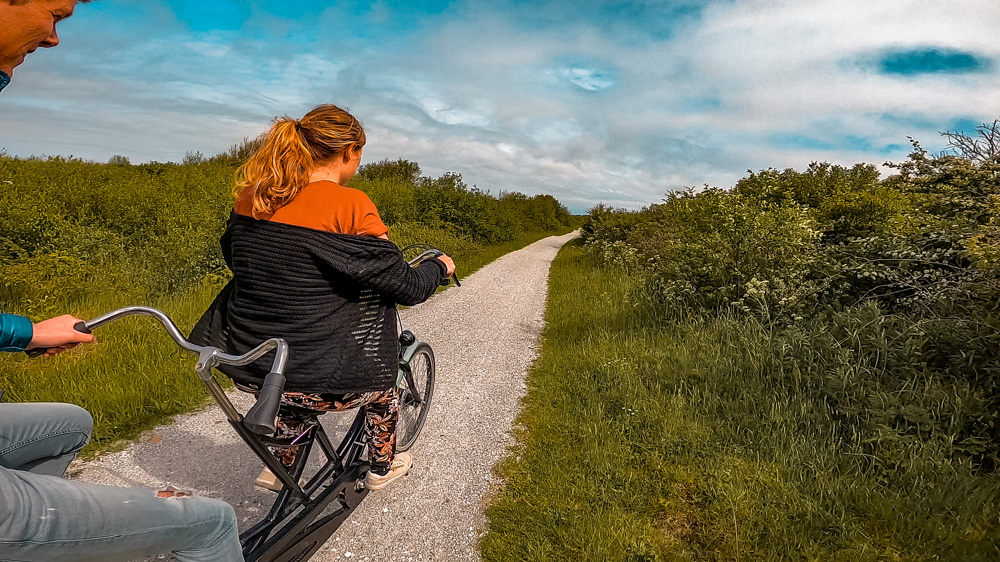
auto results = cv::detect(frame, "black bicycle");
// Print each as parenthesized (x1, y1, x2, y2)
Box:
(68, 248, 455, 562)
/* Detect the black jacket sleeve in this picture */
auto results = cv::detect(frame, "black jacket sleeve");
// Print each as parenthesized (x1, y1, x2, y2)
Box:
(347, 243, 447, 306)
(220, 218, 233, 269)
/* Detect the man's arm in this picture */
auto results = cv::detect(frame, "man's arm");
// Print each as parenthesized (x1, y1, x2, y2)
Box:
(0, 314, 95, 355)
(0, 313, 33, 352)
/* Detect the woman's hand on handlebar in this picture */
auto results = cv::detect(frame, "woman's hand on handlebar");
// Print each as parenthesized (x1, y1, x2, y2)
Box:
(436, 254, 456, 276)
(403, 245, 459, 285)
(27, 314, 96, 357)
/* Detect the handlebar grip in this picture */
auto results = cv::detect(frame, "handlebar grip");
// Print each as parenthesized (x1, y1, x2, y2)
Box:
(439, 273, 461, 286)
(25, 320, 94, 357)
(243, 371, 287, 435)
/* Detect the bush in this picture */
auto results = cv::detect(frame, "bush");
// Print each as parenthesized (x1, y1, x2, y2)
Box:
(580, 141, 1000, 472)
(352, 160, 573, 245)
(584, 189, 825, 317)
(0, 157, 233, 317)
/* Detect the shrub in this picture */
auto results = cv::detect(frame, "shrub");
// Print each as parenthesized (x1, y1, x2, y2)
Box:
(579, 142, 1000, 474)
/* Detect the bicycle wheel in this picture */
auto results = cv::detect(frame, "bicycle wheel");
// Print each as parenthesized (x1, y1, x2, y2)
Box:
(396, 343, 435, 452)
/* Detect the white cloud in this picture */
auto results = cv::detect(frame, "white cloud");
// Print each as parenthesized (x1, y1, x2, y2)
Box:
(2, 0, 999, 213)
(560, 67, 617, 91)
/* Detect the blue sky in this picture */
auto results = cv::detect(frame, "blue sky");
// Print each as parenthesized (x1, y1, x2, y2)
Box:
(1, 0, 999, 212)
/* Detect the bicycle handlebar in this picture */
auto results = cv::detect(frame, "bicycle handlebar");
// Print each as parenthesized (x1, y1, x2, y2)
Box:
(70, 306, 290, 435)
(408, 249, 461, 287)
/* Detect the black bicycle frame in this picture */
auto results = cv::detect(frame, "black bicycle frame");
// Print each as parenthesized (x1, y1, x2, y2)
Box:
(236, 408, 370, 562)
(70, 306, 372, 562)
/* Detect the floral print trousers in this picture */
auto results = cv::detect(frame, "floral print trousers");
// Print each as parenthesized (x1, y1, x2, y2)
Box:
(270, 388, 399, 475)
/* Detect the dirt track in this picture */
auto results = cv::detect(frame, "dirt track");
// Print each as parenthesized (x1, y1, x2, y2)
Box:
(72, 231, 578, 562)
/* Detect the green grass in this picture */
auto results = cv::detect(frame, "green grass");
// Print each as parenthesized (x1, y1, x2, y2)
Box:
(0, 229, 576, 457)
(481, 239, 1000, 561)
(1, 282, 225, 457)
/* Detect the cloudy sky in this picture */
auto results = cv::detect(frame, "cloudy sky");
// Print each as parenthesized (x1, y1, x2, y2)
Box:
(1, 0, 998, 212)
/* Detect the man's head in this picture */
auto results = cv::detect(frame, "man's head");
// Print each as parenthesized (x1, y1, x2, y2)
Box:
(0, 0, 89, 78)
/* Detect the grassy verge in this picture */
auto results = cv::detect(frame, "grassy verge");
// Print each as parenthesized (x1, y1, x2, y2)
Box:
(481, 239, 999, 561)
(0, 229, 576, 457)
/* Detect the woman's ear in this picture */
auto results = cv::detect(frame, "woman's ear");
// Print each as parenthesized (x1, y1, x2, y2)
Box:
(347, 144, 364, 161)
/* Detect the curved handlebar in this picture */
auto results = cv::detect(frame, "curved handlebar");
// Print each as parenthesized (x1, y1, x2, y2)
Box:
(408, 249, 461, 287)
(74, 306, 289, 435)
(79, 306, 288, 373)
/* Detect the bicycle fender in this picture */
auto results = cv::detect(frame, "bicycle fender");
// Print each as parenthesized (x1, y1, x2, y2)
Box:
(396, 338, 425, 387)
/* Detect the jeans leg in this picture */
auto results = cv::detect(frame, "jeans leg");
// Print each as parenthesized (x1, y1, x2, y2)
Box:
(0, 403, 93, 477)
(0, 466, 243, 562)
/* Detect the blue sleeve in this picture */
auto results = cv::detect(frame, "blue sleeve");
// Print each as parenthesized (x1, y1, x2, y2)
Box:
(0, 314, 33, 352)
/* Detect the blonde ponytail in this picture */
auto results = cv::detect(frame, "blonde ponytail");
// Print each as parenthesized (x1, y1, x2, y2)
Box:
(235, 105, 365, 218)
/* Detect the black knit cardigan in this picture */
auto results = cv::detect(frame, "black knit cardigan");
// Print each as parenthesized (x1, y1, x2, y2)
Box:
(189, 212, 447, 394)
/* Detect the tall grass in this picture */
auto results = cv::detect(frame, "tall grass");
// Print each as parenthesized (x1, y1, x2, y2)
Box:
(482, 240, 999, 561)
(2, 282, 224, 451)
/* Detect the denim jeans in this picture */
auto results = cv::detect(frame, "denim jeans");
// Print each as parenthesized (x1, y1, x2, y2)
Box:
(0, 402, 244, 562)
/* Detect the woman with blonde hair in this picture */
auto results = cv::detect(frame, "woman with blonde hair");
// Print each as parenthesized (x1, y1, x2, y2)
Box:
(192, 104, 454, 490)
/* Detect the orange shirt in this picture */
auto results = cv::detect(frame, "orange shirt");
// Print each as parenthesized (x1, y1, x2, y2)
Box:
(234, 181, 388, 237)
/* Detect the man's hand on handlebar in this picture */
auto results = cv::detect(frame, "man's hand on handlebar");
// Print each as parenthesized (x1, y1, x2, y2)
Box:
(27, 314, 96, 357)
(436, 254, 456, 276)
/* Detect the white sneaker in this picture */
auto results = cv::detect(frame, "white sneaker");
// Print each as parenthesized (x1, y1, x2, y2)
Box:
(365, 452, 412, 490)
(254, 467, 303, 492)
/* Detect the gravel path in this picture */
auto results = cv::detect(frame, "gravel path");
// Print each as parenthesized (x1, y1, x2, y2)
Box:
(71, 231, 578, 562)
